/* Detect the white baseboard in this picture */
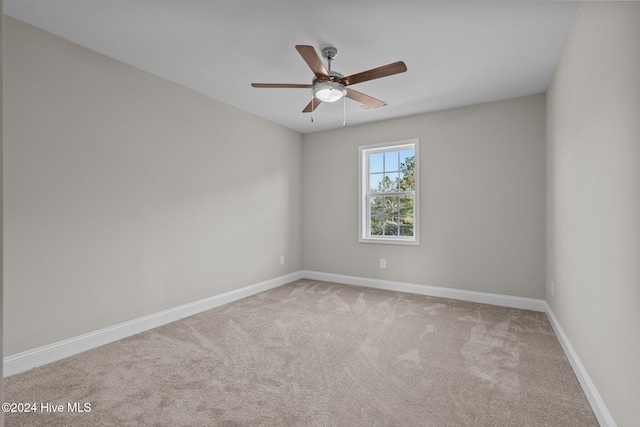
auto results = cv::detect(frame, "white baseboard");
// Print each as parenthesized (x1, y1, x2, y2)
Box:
(544, 303, 617, 427)
(301, 270, 547, 312)
(4, 270, 543, 378)
(4, 269, 613, 427)
(3, 271, 303, 377)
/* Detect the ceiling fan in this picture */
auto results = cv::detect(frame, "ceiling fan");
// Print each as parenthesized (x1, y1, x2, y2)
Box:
(251, 45, 407, 113)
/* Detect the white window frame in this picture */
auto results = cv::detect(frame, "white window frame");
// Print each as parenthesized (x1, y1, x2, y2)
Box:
(358, 139, 419, 245)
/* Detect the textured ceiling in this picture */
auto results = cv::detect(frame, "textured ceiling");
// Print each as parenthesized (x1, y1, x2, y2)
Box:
(4, 0, 581, 134)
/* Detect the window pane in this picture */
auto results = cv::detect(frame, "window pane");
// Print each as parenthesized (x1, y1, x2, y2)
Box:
(385, 151, 399, 172)
(383, 173, 399, 192)
(369, 152, 384, 173)
(369, 173, 384, 192)
(400, 150, 415, 171)
(370, 216, 383, 235)
(400, 224, 414, 236)
(383, 217, 399, 236)
(400, 216, 414, 237)
(399, 196, 414, 216)
(399, 210, 414, 237)
(370, 196, 384, 215)
(400, 170, 415, 191)
(385, 196, 399, 215)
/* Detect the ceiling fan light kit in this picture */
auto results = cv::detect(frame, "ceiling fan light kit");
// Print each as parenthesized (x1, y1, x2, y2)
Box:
(251, 45, 407, 122)
(313, 47, 346, 103)
(313, 81, 346, 102)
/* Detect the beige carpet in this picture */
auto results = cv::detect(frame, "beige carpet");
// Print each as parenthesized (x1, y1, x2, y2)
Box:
(5, 279, 597, 426)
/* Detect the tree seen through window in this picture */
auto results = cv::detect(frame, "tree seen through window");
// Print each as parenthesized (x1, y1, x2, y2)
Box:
(368, 151, 415, 237)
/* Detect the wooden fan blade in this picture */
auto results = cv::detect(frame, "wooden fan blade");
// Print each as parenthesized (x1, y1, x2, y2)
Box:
(295, 45, 330, 82)
(251, 83, 313, 89)
(339, 61, 407, 86)
(346, 89, 385, 109)
(302, 98, 322, 113)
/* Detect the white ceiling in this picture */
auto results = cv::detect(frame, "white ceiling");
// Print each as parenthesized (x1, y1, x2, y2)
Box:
(4, 1, 581, 134)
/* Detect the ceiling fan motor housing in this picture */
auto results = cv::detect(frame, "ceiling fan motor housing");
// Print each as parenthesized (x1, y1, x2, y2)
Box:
(312, 71, 344, 85)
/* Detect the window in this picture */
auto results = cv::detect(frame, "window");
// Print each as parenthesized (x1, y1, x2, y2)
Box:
(359, 139, 419, 245)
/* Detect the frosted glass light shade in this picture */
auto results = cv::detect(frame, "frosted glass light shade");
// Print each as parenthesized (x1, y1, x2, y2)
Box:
(313, 81, 347, 102)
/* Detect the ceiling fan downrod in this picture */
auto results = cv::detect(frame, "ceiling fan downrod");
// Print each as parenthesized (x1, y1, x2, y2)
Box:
(321, 47, 338, 73)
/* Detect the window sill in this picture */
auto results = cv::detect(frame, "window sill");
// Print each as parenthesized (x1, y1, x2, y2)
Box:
(359, 237, 420, 246)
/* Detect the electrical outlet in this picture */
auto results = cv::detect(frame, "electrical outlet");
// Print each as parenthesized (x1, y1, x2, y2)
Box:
(380, 259, 386, 269)
(280, 256, 285, 266)
(551, 281, 555, 296)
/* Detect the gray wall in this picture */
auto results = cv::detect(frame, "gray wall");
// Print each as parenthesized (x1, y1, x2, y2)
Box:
(3, 17, 303, 356)
(546, 3, 640, 426)
(302, 94, 546, 299)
